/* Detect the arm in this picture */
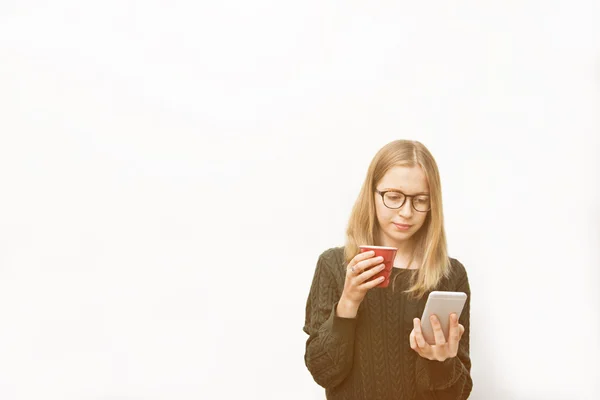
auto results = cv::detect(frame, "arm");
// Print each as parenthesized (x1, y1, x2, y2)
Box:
(303, 253, 357, 389)
(416, 273, 473, 399)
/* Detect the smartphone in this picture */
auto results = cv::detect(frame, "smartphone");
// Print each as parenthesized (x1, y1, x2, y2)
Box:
(420, 291, 467, 345)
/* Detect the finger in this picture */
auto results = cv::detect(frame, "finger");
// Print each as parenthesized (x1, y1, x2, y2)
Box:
(409, 330, 424, 355)
(359, 275, 385, 290)
(409, 330, 417, 350)
(458, 324, 465, 339)
(348, 253, 381, 275)
(356, 262, 386, 284)
(353, 250, 377, 266)
(356, 256, 384, 275)
(430, 314, 447, 345)
(448, 313, 460, 355)
(413, 318, 429, 349)
(347, 251, 374, 273)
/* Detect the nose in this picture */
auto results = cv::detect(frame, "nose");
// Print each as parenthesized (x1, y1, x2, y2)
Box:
(398, 198, 414, 218)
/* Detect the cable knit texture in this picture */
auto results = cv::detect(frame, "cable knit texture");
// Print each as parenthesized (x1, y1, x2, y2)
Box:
(303, 246, 473, 400)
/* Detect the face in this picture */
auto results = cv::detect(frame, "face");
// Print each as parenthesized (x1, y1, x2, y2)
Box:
(374, 165, 430, 247)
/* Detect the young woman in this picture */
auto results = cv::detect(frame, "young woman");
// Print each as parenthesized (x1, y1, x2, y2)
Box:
(303, 140, 472, 399)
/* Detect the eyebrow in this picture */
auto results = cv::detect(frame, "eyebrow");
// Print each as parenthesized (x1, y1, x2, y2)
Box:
(380, 188, 430, 196)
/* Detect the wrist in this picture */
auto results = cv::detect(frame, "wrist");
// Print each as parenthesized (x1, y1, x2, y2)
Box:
(337, 296, 360, 318)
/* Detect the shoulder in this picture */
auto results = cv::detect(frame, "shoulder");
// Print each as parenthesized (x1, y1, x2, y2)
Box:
(315, 246, 347, 280)
(318, 246, 346, 267)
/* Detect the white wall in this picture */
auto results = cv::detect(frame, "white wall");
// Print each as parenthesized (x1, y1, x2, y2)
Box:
(0, 1, 598, 399)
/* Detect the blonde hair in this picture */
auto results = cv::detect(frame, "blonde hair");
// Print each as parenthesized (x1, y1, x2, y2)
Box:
(344, 139, 451, 300)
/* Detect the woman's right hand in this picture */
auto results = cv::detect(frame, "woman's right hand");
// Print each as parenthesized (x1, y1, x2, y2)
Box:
(336, 251, 386, 317)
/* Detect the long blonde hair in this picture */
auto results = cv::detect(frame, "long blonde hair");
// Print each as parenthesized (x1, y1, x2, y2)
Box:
(344, 139, 451, 300)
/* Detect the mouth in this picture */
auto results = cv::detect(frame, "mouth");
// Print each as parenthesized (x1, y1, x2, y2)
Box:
(393, 222, 412, 230)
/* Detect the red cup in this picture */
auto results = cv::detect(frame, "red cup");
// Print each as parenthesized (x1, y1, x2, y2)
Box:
(358, 245, 398, 288)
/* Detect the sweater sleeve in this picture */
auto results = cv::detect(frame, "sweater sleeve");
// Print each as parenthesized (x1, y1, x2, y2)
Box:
(303, 252, 357, 389)
(415, 268, 473, 399)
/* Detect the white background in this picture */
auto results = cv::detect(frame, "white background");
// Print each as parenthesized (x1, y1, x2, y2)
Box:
(1, 1, 599, 399)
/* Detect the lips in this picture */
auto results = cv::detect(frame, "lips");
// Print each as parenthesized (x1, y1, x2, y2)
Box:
(393, 222, 412, 229)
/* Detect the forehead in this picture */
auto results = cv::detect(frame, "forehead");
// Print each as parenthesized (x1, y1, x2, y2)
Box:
(377, 165, 429, 193)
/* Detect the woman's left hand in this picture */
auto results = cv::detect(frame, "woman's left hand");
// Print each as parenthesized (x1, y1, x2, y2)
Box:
(409, 313, 465, 362)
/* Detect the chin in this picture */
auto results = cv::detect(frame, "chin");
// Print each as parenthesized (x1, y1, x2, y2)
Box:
(390, 229, 413, 238)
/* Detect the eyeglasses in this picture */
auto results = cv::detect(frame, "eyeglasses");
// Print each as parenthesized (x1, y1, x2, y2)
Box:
(375, 190, 431, 212)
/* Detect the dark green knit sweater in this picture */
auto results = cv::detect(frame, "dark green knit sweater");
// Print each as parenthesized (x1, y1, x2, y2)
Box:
(303, 246, 473, 400)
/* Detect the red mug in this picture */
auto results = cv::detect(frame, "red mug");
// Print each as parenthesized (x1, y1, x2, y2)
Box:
(358, 245, 398, 288)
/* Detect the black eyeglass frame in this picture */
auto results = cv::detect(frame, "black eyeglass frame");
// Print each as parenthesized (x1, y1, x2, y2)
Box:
(375, 190, 431, 212)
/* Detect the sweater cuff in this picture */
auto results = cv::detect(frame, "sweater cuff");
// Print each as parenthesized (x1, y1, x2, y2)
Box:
(416, 355, 459, 390)
(321, 301, 358, 342)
